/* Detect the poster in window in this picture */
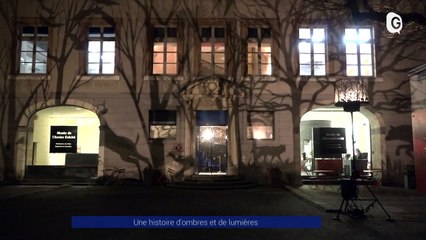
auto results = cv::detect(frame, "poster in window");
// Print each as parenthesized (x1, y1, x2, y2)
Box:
(50, 126, 77, 153)
(313, 127, 346, 158)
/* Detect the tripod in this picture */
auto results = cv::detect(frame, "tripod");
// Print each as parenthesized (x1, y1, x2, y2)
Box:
(334, 176, 394, 221)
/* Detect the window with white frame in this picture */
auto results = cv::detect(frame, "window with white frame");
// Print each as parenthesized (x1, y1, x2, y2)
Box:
(344, 27, 374, 77)
(200, 27, 225, 75)
(247, 27, 272, 76)
(153, 27, 177, 75)
(298, 27, 326, 76)
(19, 26, 48, 74)
(247, 111, 274, 140)
(87, 26, 115, 74)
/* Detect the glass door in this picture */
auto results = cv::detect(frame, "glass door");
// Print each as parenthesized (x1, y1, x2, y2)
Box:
(196, 126, 228, 174)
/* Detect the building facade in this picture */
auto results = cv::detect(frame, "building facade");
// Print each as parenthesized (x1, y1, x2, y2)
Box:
(0, 0, 425, 190)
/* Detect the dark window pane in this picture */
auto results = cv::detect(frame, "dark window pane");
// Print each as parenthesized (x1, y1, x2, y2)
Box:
(262, 28, 271, 38)
(196, 110, 228, 126)
(22, 26, 35, 35)
(215, 27, 225, 38)
(154, 27, 165, 38)
(248, 28, 258, 38)
(37, 26, 48, 35)
(89, 27, 101, 35)
(201, 27, 211, 38)
(149, 110, 177, 125)
(167, 27, 177, 38)
(104, 27, 115, 34)
(89, 27, 101, 38)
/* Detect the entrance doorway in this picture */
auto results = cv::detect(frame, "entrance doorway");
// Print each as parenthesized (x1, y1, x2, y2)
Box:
(300, 107, 372, 177)
(195, 111, 228, 175)
(25, 106, 100, 179)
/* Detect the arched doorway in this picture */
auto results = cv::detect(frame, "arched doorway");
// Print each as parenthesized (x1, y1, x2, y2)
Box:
(24, 106, 100, 181)
(300, 106, 381, 179)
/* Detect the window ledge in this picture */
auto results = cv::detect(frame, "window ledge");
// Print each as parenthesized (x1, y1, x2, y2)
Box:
(144, 75, 184, 81)
(243, 76, 277, 82)
(374, 77, 383, 82)
(148, 138, 177, 142)
(9, 74, 51, 81)
(296, 76, 382, 82)
(296, 76, 336, 82)
(77, 75, 120, 81)
(334, 76, 380, 82)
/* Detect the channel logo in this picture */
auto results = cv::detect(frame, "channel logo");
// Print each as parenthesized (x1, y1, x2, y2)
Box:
(386, 12, 403, 34)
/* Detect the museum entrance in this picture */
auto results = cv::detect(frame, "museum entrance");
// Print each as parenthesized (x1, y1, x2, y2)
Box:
(300, 107, 375, 178)
(195, 111, 228, 175)
(24, 106, 100, 180)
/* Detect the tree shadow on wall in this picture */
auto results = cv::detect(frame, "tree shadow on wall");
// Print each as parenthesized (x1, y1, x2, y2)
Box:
(244, 144, 292, 184)
(385, 125, 414, 159)
(384, 125, 414, 186)
(252, 144, 288, 165)
(98, 106, 151, 181)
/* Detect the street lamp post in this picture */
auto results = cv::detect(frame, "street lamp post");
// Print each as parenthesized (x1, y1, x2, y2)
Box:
(334, 79, 393, 221)
(342, 101, 360, 178)
(335, 78, 369, 178)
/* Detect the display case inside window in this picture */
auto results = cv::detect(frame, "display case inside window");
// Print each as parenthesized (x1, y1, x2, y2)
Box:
(247, 111, 274, 140)
(149, 110, 177, 139)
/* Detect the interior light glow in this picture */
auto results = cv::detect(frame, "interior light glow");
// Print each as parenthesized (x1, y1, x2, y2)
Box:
(201, 127, 214, 141)
(312, 28, 325, 42)
(253, 129, 266, 139)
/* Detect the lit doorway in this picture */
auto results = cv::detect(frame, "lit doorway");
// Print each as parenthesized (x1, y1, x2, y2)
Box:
(25, 106, 100, 179)
(195, 111, 228, 175)
(196, 126, 228, 174)
(300, 107, 371, 176)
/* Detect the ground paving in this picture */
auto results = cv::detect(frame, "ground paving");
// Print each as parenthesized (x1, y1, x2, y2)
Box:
(285, 184, 426, 222)
(0, 183, 425, 239)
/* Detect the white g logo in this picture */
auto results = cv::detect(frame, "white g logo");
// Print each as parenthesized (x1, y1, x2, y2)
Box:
(386, 12, 403, 34)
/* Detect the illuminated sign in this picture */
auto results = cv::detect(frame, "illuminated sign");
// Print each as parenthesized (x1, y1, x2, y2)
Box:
(50, 126, 77, 153)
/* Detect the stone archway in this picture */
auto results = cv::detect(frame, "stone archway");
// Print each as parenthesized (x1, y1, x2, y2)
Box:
(15, 100, 103, 181)
(360, 106, 386, 171)
(300, 105, 385, 181)
(180, 77, 244, 176)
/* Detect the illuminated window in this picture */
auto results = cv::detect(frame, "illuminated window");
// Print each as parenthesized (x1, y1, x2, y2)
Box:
(149, 110, 177, 139)
(344, 27, 375, 77)
(247, 27, 272, 76)
(247, 111, 274, 140)
(200, 27, 225, 75)
(19, 26, 48, 74)
(153, 27, 177, 75)
(298, 27, 326, 76)
(87, 26, 115, 74)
